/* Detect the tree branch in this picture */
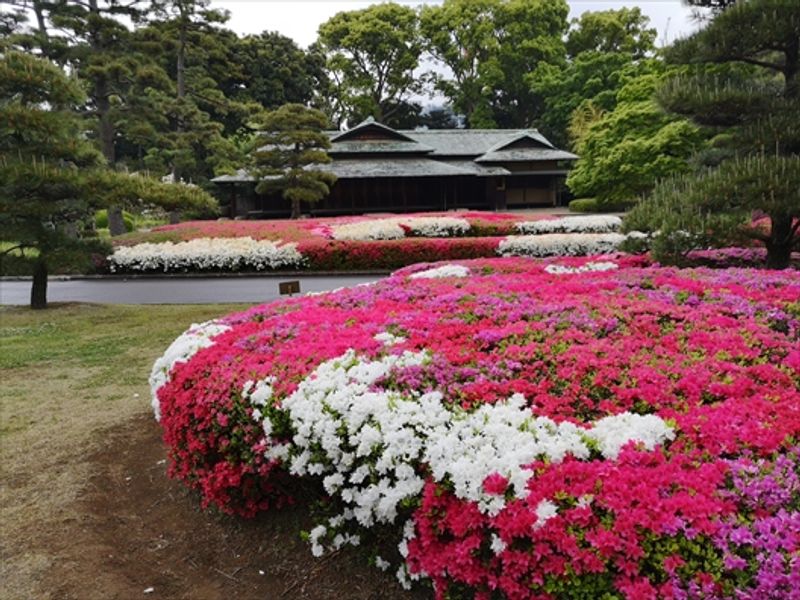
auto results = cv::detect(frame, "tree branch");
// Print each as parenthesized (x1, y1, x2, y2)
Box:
(1, 243, 32, 256)
(737, 56, 785, 71)
(744, 226, 770, 242)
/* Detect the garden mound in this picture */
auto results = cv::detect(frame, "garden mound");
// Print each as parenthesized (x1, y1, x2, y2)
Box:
(151, 255, 800, 599)
(108, 213, 633, 273)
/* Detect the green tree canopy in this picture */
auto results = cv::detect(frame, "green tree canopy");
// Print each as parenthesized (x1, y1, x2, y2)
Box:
(565, 7, 656, 59)
(317, 3, 422, 127)
(566, 70, 705, 207)
(132, 0, 246, 185)
(227, 31, 324, 112)
(252, 104, 336, 220)
(530, 8, 657, 147)
(419, 0, 499, 128)
(0, 50, 217, 308)
(420, 0, 568, 128)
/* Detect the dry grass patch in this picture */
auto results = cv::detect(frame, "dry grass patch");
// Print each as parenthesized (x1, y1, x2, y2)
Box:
(0, 303, 248, 599)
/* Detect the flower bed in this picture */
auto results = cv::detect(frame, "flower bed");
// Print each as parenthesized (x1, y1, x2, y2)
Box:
(329, 216, 472, 240)
(108, 237, 304, 272)
(515, 215, 622, 234)
(151, 256, 800, 599)
(498, 232, 637, 258)
(108, 231, 647, 273)
(117, 211, 527, 247)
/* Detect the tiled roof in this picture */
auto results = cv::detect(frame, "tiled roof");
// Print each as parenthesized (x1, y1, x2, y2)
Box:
(438, 160, 511, 176)
(212, 123, 577, 184)
(322, 158, 473, 179)
(327, 140, 435, 155)
(395, 130, 528, 156)
(212, 168, 254, 183)
(476, 148, 578, 163)
(211, 159, 474, 183)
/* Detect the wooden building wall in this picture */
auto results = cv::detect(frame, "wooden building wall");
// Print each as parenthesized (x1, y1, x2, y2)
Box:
(222, 173, 563, 219)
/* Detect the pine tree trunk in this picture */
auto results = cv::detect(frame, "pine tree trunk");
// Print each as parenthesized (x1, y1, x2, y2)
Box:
(765, 213, 793, 270)
(784, 36, 798, 99)
(291, 197, 301, 220)
(171, 11, 188, 185)
(31, 258, 48, 310)
(88, 0, 126, 237)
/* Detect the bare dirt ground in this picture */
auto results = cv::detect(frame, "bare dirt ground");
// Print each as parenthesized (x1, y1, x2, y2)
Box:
(0, 304, 428, 600)
(16, 413, 426, 600)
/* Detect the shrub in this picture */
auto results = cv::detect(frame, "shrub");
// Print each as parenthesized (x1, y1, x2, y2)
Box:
(151, 257, 800, 598)
(568, 198, 599, 213)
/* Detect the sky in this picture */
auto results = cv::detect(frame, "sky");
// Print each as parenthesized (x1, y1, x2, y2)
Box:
(208, 0, 702, 48)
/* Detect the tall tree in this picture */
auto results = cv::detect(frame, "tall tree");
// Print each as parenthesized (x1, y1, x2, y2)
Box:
(10, 0, 181, 235)
(421, 0, 569, 128)
(626, 0, 800, 269)
(116, 1, 247, 194)
(252, 104, 336, 220)
(531, 8, 657, 147)
(0, 51, 217, 308)
(489, 0, 569, 128)
(141, 0, 244, 183)
(565, 7, 656, 59)
(317, 3, 422, 127)
(227, 31, 322, 112)
(420, 0, 501, 128)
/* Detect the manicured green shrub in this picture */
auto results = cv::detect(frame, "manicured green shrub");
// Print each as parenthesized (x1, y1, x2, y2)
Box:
(569, 198, 631, 213)
(568, 198, 598, 213)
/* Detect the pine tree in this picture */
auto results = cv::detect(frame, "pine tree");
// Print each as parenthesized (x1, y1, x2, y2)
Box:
(625, 0, 800, 269)
(252, 104, 336, 220)
(13, 0, 179, 235)
(0, 51, 216, 308)
(133, 0, 246, 187)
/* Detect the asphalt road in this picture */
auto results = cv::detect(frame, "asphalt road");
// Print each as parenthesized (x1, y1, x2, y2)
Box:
(0, 275, 384, 306)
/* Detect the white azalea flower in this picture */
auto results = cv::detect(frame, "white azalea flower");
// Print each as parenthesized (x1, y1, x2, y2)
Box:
(409, 264, 470, 279)
(516, 215, 622, 234)
(544, 261, 619, 275)
(149, 320, 231, 420)
(109, 237, 304, 272)
(498, 233, 629, 257)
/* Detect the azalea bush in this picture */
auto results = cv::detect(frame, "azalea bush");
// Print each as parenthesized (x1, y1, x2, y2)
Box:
(329, 216, 472, 241)
(108, 237, 304, 272)
(107, 212, 647, 273)
(151, 256, 800, 599)
(515, 215, 622, 234)
(107, 234, 643, 273)
(117, 211, 526, 246)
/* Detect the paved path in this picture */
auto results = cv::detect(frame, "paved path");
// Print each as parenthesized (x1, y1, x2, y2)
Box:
(0, 275, 384, 306)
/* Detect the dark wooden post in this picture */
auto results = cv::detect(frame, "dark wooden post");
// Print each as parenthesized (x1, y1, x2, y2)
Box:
(230, 185, 238, 218)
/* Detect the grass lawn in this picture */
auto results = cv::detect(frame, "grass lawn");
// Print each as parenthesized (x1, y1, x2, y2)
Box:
(1, 302, 414, 600)
(0, 303, 248, 597)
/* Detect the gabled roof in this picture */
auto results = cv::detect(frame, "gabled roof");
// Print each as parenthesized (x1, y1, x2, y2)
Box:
(476, 148, 578, 163)
(396, 130, 524, 156)
(474, 130, 577, 162)
(483, 131, 555, 153)
(330, 116, 418, 143)
(212, 121, 577, 184)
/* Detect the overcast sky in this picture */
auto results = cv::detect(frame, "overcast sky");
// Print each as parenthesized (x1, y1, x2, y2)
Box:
(208, 1, 702, 48)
